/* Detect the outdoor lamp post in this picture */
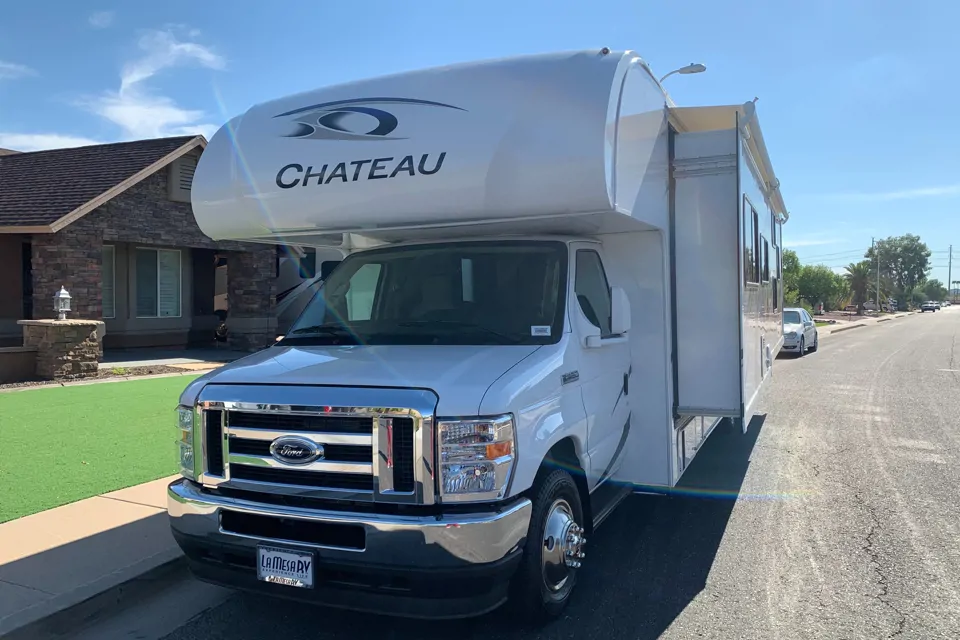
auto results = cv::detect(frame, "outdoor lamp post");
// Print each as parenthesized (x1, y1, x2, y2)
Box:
(659, 63, 707, 84)
(54, 286, 72, 321)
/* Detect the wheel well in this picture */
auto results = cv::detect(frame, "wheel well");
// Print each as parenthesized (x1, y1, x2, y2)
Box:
(539, 438, 593, 534)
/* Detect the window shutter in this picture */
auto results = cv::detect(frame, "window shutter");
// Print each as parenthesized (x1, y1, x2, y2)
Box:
(102, 245, 115, 318)
(157, 250, 181, 317)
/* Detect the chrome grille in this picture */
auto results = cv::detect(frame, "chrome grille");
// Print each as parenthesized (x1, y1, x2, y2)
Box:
(194, 386, 436, 505)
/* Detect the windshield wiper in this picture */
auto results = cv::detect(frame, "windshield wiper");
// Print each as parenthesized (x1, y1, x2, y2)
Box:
(396, 320, 521, 343)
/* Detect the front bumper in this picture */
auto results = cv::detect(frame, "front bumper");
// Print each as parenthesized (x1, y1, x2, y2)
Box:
(167, 478, 532, 619)
(782, 337, 802, 352)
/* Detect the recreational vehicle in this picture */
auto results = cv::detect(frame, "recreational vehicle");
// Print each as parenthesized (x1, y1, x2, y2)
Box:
(168, 49, 789, 620)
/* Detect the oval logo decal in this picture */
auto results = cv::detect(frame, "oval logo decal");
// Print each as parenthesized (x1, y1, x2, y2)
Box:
(269, 436, 323, 465)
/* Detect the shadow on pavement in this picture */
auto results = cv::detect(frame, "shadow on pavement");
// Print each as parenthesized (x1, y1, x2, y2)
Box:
(166, 415, 766, 640)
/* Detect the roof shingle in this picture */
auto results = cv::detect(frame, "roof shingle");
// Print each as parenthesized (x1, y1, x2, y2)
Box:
(0, 136, 199, 229)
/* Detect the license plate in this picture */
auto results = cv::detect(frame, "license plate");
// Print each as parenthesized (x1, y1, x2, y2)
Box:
(257, 545, 314, 588)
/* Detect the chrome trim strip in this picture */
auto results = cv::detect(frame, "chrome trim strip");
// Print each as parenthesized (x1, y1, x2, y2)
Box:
(223, 478, 373, 500)
(196, 386, 438, 505)
(228, 453, 373, 475)
(226, 427, 372, 446)
(375, 416, 395, 493)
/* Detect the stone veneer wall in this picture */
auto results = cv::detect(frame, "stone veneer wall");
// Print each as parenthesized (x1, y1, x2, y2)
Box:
(19, 319, 104, 380)
(30, 164, 276, 346)
(227, 250, 278, 351)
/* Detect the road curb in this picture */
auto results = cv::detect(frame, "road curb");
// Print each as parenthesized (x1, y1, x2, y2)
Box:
(877, 317, 892, 323)
(831, 323, 866, 334)
(1, 555, 186, 639)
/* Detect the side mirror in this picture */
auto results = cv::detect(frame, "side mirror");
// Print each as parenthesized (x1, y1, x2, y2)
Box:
(610, 286, 631, 335)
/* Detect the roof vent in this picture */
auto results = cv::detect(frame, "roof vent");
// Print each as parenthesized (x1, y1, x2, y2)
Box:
(168, 154, 198, 203)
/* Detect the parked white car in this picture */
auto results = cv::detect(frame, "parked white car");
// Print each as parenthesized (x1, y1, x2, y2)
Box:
(782, 307, 818, 356)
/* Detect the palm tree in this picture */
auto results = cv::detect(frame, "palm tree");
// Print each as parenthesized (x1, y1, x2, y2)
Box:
(844, 261, 872, 315)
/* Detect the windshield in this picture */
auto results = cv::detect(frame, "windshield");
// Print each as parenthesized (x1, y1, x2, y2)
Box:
(783, 311, 801, 324)
(281, 240, 567, 346)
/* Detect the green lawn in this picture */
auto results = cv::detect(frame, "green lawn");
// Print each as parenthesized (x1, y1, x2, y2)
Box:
(815, 321, 831, 327)
(0, 375, 200, 523)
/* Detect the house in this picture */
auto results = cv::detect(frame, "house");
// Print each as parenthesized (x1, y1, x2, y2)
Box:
(0, 136, 277, 351)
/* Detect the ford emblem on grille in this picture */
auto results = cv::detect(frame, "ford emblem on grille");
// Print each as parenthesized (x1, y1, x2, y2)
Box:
(269, 436, 323, 465)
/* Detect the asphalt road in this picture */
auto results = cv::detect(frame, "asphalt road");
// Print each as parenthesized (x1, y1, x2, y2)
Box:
(91, 309, 960, 640)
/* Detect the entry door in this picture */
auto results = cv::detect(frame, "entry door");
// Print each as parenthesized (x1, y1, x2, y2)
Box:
(572, 246, 632, 489)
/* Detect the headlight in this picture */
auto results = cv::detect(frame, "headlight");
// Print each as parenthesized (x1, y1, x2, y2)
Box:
(437, 415, 515, 503)
(176, 406, 196, 480)
(785, 331, 797, 339)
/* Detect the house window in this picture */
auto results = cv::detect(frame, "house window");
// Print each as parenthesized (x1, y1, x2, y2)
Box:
(136, 248, 181, 318)
(102, 245, 116, 319)
(574, 249, 613, 336)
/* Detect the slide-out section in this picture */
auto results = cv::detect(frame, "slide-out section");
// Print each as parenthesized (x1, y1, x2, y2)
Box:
(672, 128, 744, 420)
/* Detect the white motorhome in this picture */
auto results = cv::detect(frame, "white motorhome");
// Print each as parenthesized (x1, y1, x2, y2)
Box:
(169, 49, 788, 620)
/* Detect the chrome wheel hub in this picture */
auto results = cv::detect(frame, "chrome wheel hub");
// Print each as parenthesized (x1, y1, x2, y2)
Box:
(541, 498, 586, 592)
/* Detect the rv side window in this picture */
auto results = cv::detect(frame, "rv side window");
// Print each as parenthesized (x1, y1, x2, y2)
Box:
(574, 250, 612, 336)
(762, 237, 770, 282)
(753, 209, 761, 282)
(743, 197, 758, 284)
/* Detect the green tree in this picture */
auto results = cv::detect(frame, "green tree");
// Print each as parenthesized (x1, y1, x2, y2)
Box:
(797, 264, 841, 310)
(831, 272, 850, 310)
(844, 261, 873, 314)
(782, 249, 801, 305)
(923, 279, 948, 301)
(865, 234, 932, 296)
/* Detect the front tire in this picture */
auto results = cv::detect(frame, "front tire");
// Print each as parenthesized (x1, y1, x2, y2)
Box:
(798, 337, 806, 357)
(509, 469, 586, 622)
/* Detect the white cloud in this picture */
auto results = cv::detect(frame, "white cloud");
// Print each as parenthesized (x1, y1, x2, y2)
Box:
(81, 29, 224, 139)
(88, 11, 115, 28)
(823, 184, 960, 202)
(0, 60, 36, 80)
(0, 133, 101, 152)
(2, 29, 223, 149)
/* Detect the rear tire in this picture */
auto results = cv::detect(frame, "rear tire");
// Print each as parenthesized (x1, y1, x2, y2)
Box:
(809, 333, 818, 353)
(508, 468, 586, 623)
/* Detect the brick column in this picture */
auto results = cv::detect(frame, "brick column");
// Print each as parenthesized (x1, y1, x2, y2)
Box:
(31, 227, 103, 320)
(226, 249, 277, 351)
(19, 319, 105, 380)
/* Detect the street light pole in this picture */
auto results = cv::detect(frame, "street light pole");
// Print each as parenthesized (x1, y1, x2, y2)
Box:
(659, 63, 707, 84)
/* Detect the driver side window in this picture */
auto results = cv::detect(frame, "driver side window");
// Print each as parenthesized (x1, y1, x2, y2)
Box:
(574, 250, 612, 336)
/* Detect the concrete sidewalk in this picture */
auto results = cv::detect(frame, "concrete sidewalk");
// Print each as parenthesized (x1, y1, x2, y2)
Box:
(0, 476, 182, 637)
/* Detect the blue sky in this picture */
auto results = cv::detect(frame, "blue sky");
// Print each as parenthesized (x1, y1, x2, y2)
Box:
(1, 1, 958, 286)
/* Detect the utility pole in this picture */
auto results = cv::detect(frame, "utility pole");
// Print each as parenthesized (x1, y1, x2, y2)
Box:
(873, 237, 880, 309)
(949, 244, 953, 302)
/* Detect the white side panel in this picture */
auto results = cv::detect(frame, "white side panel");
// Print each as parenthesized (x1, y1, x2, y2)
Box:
(739, 123, 782, 421)
(673, 129, 742, 416)
(602, 230, 673, 487)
